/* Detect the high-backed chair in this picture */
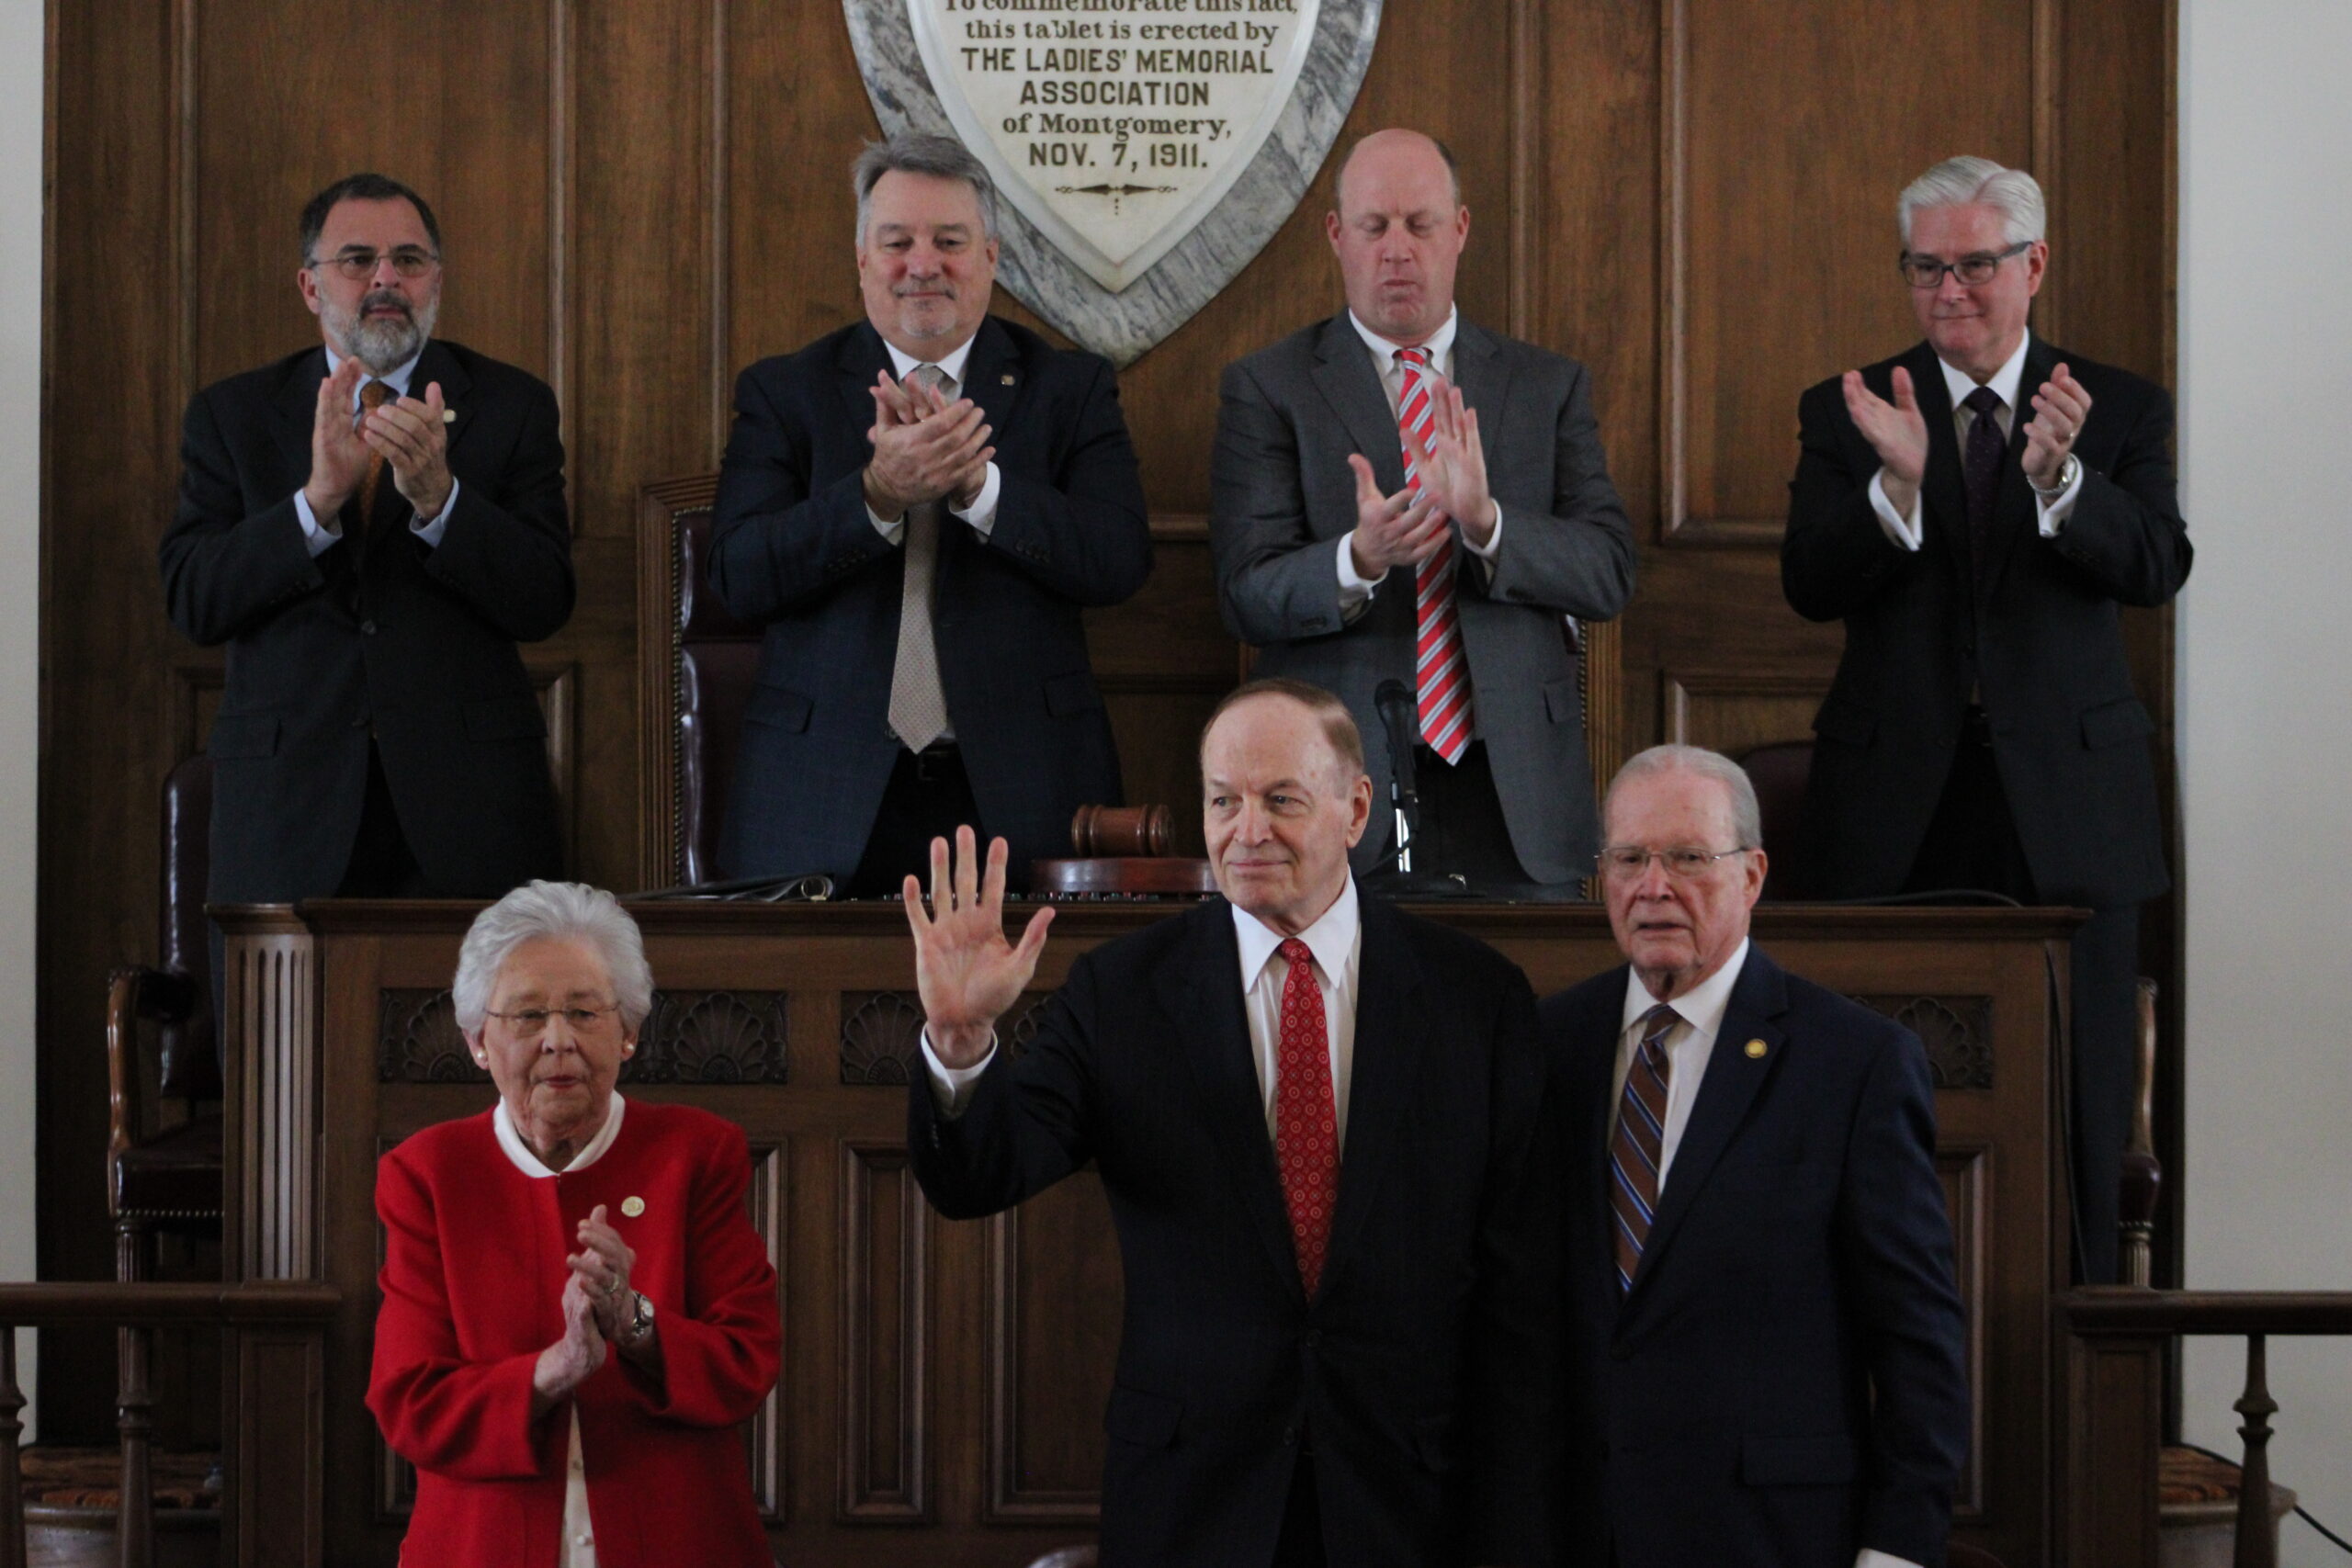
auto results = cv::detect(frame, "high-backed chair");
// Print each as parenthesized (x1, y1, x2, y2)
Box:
(106, 752, 222, 1282)
(637, 476, 764, 888)
(1737, 738, 1816, 900)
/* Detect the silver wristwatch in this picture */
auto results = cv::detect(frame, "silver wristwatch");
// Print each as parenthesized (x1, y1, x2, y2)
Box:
(2031, 452, 2081, 498)
(619, 1290, 656, 1348)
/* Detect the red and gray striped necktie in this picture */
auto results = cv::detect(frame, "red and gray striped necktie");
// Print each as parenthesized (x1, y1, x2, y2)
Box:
(1609, 1003, 1679, 1292)
(1396, 346, 1473, 763)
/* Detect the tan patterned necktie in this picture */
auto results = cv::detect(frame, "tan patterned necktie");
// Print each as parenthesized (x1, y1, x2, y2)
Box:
(356, 379, 395, 525)
(887, 364, 953, 752)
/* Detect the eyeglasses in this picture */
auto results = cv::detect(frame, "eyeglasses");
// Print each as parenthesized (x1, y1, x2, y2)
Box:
(1899, 240, 2031, 289)
(1596, 845, 1751, 882)
(308, 247, 440, 280)
(482, 1004, 623, 1039)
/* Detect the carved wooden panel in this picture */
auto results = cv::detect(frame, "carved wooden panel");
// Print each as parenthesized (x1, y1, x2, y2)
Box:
(377, 988, 789, 1084)
(838, 1141, 930, 1522)
(225, 925, 318, 1282)
(1859, 995, 1996, 1091)
(984, 1171, 1122, 1521)
(1938, 1143, 1989, 1518)
(1661, 671, 1832, 759)
(839, 992, 924, 1087)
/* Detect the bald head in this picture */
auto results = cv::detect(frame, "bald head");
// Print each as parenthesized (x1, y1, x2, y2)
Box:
(1325, 129, 1469, 347)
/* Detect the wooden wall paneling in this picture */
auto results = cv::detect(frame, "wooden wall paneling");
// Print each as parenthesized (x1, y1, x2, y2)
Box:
(983, 1174, 1120, 1521)
(1658, 671, 1831, 758)
(1939, 1144, 1990, 1517)
(744, 1139, 790, 1519)
(838, 1140, 930, 1521)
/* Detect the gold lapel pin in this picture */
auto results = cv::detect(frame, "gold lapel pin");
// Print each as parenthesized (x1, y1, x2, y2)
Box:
(620, 1195, 646, 1218)
(1745, 1039, 1768, 1059)
(1000, 373, 1015, 385)
(440, 409, 457, 423)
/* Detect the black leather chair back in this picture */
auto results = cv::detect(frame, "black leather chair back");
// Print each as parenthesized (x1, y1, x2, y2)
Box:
(158, 751, 219, 1099)
(674, 513, 764, 886)
(1738, 739, 1815, 901)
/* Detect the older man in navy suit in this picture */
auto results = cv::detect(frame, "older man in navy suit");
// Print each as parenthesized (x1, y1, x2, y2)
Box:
(708, 133, 1149, 895)
(1541, 745, 1969, 1568)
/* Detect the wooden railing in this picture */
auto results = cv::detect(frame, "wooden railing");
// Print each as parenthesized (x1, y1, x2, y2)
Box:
(0, 1282, 340, 1568)
(2064, 1288, 2352, 1568)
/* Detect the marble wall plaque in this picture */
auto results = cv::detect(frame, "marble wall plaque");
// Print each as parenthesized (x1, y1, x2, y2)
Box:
(847, 0, 1382, 365)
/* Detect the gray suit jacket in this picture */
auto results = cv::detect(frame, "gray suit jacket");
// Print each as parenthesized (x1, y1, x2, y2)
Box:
(1210, 312, 1635, 883)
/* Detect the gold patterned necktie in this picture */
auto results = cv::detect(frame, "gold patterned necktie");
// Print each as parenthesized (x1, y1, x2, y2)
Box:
(356, 379, 395, 525)
(886, 364, 953, 752)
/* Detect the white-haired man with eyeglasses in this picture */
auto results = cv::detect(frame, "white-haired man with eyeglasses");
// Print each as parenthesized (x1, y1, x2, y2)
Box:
(1781, 155, 2190, 1285)
(160, 170, 572, 917)
(1539, 745, 1969, 1568)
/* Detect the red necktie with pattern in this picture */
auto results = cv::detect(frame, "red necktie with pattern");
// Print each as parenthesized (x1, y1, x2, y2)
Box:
(1609, 1004, 1678, 1292)
(1272, 937, 1339, 1297)
(1396, 346, 1474, 763)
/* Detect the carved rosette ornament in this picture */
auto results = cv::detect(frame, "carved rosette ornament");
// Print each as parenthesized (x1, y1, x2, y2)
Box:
(845, 0, 1384, 364)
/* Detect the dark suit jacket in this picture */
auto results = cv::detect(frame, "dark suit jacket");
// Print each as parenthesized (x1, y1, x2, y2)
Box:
(1782, 337, 2191, 907)
(1540, 946, 1969, 1568)
(159, 340, 571, 903)
(909, 893, 1555, 1568)
(707, 316, 1149, 882)
(1210, 313, 1636, 884)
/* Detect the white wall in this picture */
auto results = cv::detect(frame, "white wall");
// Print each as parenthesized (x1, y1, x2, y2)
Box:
(0, 0, 42, 1437)
(2177, 3, 2352, 1562)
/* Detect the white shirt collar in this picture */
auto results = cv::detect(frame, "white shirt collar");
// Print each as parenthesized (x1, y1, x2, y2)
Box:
(322, 342, 424, 404)
(1231, 874, 1362, 992)
(1347, 306, 1460, 379)
(492, 1090, 628, 1179)
(1937, 328, 2033, 420)
(1620, 937, 1752, 1043)
(881, 332, 978, 390)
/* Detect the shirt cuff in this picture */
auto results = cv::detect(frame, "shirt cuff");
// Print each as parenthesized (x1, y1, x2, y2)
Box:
(1868, 468, 1925, 552)
(1336, 530, 1382, 613)
(865, 495, 906, 545)
(2034, 457, 2085, 536)
(919, 1027, 997, 1119)
(1460, 501, 1503, 560)
(291, 489, 342, 558)
(1856, 1551, 1925, 1568)
(949, 462, 1001, 537)
(409, 477, 458, 548)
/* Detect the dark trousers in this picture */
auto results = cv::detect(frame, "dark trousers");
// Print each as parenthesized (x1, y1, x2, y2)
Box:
(1904, 707, 2138, 1282)
(1271, 1450, 1325, 1568)
(1374, 740, 1583, 902)
(846, 742, 989, 898)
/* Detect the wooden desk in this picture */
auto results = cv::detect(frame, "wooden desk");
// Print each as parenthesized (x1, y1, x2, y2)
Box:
(219, 899, 2073, 1567)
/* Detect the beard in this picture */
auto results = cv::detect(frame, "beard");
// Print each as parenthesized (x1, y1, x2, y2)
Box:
(324, 288, 439, 375)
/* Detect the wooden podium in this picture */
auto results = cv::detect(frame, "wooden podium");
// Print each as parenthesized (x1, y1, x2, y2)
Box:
(219, 898, 2075, 1567)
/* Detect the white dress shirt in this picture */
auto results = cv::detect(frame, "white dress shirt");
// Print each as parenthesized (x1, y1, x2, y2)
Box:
(1866, 329, 2083, 551)
(923, 878, 1365, 1146)
(1335, 306, 1505, 611)
(491, 1093, 628, 1568)
(863, 333, 1004, 541)
(1612, 954, 1921, 1568)
(290, 344, 460, 556)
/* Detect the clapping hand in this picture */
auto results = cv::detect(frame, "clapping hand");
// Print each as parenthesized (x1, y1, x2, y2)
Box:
(1345, 454, 1449, 580)
(302, 356, 371, 519)
(1408, 381, 1498, 547)
(903, 827, 1053, 1070)
(363, 379, 454, 519)
(865, 371, 994, 519)
(1841, 365, 1929, 514)
(567, 1203, 637, 1343)
(532, 1272, 608, 1411)
(2021, 362, 2091, 491)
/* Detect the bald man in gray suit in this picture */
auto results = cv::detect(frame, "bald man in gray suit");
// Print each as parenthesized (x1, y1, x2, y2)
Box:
(1211, 129, 1634, 897)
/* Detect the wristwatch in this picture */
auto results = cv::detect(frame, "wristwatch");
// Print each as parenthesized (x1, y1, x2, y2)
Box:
(2030, 452, 2081, 498)
(618, 1290, 657, 1349)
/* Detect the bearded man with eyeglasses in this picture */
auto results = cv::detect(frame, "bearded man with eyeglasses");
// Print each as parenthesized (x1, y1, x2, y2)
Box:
(1539, 744, 1968, 1568)
(1781, 155, 2191, 1284)
(160, 171, 571, 924)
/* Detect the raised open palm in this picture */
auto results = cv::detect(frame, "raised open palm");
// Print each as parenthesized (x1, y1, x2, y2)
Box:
(902, 827, 1054, 1067)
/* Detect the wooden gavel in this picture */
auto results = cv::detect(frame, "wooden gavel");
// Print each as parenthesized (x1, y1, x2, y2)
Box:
(1069, 804, 1172, 858)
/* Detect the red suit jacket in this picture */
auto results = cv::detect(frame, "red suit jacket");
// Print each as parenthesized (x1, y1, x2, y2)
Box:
(368, 1100, 779, 1566)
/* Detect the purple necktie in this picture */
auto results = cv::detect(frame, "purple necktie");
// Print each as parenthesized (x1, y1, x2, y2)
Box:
(1962, 385, 2006, 570)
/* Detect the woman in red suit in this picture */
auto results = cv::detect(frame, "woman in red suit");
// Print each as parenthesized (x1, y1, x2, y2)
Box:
(368, 881, 780, 1567)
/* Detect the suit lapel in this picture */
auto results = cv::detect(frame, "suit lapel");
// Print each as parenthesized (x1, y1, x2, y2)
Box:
(413, 339, 475, 466)
(1160, 902, 1306, 1303)
(1906, 342, 1973, 579)
(1623, 948, 1789, 1306)
(1977, 333, 2061, 600)
(1308, 314, 1408, 495)
(1448, 317, 1512, 491)
(833, 321, 899, 447)
(957, 317, 1020, 448)
(1573, 972, 1634, 1328)
(1316, 896, 1425, 1298)
(271, 349, 330, 490)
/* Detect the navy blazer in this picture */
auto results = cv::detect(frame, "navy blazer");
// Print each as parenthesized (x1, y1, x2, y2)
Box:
(1540, 946, 1969, 1568)
(910, 894, 1555, 1568)
(1782, 338, 2190, 906)
(159, 340, 571, 902)
(707, 316, 1149, 882)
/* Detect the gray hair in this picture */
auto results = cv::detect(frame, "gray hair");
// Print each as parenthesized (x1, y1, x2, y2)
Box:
(854, 134, 1000, 243)
(1898, 155, 2047, 248)
(451, 881, 655, 1034)
(1602, 745, 1763, 852)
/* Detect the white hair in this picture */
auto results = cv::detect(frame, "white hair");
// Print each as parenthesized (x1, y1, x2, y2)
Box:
(451, 881, 654, 1033)
(1898, 155, 2047, 248)
(1602, 745, 1763, 851)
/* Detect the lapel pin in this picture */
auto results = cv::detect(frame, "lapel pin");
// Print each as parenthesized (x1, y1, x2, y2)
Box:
(1745, 1039, 1768, 1059)
(1001, 373, 1015, 385)
(620, 1195, 645, 1218)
